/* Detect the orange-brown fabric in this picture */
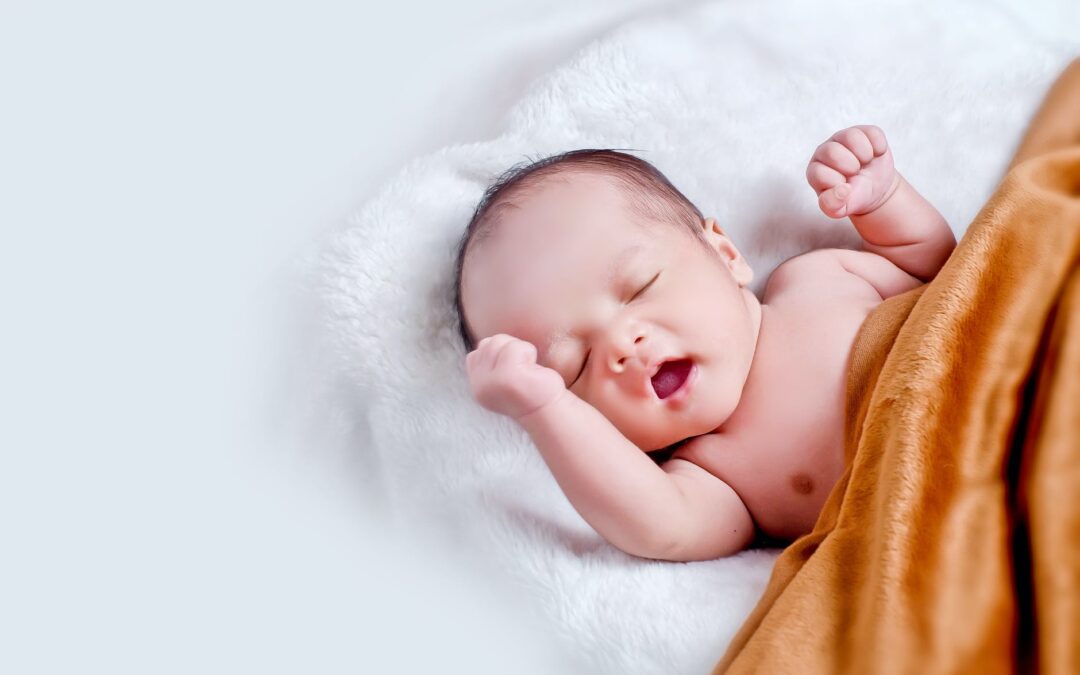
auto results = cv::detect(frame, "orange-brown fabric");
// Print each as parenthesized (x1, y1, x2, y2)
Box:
(714, 58, 1080, 675)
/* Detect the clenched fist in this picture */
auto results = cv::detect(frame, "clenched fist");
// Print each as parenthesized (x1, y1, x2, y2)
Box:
(806, 125, 900, 219)
(465, 334, 568, 421)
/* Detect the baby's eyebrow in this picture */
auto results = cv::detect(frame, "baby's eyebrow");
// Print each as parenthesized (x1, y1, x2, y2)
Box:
(606, 244, 645, 283)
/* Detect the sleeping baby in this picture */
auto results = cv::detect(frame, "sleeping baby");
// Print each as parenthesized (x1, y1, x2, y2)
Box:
(453, 126, 957, 561)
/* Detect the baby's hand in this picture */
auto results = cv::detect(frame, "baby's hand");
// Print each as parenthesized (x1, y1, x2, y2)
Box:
(465, 334, 568, 421)
(806, 125, 900, 219)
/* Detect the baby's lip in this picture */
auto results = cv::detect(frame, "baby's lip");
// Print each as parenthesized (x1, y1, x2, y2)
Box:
(644, 357, 667, 391)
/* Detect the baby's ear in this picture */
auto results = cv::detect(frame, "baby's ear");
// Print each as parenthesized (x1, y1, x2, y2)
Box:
(701, 216, 726, 238)
(702, 217, 754, 287)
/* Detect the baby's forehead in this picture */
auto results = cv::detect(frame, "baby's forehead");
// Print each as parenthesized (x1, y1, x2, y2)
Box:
(462, 166, 674, 291)
(502, 172, 643, 231)
(468, 240, 651, 351)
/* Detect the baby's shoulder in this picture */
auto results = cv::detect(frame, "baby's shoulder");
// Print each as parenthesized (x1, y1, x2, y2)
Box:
(763, 248, 869, 302)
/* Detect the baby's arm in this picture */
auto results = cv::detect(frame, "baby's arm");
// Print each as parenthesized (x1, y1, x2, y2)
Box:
(807, 125, 957, 281)
(466, 334, 753, 561)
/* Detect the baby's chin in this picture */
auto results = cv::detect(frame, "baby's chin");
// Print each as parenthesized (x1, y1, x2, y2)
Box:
(632, 417, 727, 453)
(605, 384, 743, 451)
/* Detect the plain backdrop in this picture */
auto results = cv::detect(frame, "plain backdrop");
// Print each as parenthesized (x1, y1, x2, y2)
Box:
(0, 1, 685, 672)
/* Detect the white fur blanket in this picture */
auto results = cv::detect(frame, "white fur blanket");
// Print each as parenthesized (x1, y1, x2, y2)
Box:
(316, 1, 1079, 672)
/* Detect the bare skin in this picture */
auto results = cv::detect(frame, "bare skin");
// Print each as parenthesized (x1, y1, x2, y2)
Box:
(462, 126, 957, 561)
(670, 249, 884, 540)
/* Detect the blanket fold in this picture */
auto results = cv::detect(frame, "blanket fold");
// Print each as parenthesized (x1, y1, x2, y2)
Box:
(715, 58, 1080, 674)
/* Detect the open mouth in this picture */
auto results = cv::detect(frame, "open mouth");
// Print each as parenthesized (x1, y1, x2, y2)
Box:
(650, 359, 693, 399)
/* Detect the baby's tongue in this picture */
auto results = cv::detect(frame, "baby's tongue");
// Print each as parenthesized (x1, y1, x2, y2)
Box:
(651, 359, 692, 399)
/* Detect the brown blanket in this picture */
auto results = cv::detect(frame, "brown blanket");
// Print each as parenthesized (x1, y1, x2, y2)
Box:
(715, 58, 1080, 674)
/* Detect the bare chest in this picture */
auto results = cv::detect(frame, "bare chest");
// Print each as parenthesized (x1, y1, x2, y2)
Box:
(673, 270, 881, 539)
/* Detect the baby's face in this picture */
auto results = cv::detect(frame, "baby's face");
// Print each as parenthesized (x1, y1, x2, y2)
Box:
(462, 173, 761, 451)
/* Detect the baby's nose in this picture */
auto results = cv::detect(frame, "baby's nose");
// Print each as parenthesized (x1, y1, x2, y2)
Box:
(607, 333, 647, 374)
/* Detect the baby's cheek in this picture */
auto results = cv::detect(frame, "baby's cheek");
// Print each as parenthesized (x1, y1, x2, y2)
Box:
(582, 387, 663, 447)
(584, 389, 624, 425)
(605, 403, 658, 448)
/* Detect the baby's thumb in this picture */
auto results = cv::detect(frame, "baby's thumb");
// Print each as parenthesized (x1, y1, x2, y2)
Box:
(819, 183, 851, 218)
(845, 174, 877, 215)
(496, 339, 537, 369)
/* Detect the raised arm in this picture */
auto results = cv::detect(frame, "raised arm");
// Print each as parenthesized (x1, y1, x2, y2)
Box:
(466, 334, 753, 561)
(807, 125, 957, 282)
(519, 391, 754, 561)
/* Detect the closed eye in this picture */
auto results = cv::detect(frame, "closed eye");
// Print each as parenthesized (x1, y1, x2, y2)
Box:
(629, 272, 660, 302)
(570, 349, 590, 386)
(570, 272, 658, 386)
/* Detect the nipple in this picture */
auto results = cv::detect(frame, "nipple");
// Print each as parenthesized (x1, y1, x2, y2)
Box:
(790, 473, 814, 495)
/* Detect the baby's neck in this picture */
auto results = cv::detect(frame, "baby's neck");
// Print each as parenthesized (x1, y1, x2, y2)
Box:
(713, 295, 770, 436)
(744, 287, 764, 353)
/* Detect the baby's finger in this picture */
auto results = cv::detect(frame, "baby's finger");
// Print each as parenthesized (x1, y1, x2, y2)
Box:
(818, 183, 852, 219)
(467, 351, 491, 378)
(812, 141, 861, 176)
(493, 338, 537, 370)
(474, 334, 514, 370)
(853, 125, 888, 156)
(806, 160, 845, 193)
(466, 338, 489, 373)
(831, 127, 874, 164)
(846, 174, 877, 215)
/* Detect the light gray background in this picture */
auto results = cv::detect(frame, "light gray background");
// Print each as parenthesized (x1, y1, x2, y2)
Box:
(1, 1, 679, 672)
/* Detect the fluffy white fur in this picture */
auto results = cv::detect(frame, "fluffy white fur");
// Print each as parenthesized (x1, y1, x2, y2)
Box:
(316, 1, 1079, 672)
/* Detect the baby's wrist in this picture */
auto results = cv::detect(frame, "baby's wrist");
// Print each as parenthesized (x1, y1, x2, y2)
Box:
(515, 387, 572, 427)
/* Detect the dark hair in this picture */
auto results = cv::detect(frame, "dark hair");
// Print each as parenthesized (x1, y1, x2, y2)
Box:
(452, 149, 704, 351)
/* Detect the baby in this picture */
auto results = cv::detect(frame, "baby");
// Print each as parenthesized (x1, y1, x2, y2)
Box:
(453, 126, 957, 561)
